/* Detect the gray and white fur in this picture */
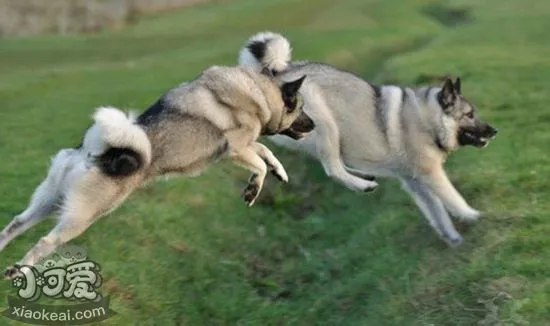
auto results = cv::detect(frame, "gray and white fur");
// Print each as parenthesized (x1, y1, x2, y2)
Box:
(239, 31, 498, 246)
(1, 65, 314, 278)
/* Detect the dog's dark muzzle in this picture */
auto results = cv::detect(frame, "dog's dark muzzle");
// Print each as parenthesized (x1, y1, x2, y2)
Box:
(458, 123, 498, 148)
(280, 112, 315, 140)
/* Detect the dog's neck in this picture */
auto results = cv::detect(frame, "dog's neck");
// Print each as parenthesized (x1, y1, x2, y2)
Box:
(413, 86, 451, 153)
(261, 123, 278, 136)
(261, 110, 284, 135)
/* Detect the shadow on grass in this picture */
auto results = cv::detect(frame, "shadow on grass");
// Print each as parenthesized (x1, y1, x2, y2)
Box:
(421, 4, 473, 28)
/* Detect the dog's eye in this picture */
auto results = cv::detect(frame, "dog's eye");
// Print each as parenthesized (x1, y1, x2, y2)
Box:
(466, 111, 474, 119)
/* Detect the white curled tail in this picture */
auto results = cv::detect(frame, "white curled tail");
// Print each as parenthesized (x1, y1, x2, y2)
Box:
(91, 106, 152, 176)
(238, 31, 292, 74)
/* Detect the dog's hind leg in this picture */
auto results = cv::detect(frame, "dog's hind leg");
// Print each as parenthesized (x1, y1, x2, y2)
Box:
(251, 142, 288, 183)
(0, 149, 77, 251)
(315, 124, 378, 192)
(419, 167, 480, 222)
(4, 167, 141, 279)
(344, 165, 376, 181)
(401, 177, 463, 246)
(302, 90, 377, 192)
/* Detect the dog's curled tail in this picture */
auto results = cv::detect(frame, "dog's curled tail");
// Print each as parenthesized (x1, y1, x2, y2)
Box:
(92, 107, 152, 177)
(238, 31, 292, 75)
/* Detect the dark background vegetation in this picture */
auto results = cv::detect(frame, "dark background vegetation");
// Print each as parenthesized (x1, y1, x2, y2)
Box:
(0, 0, 215, 36)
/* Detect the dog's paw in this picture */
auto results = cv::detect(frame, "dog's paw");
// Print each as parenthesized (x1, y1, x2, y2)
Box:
(444, 234, 464, 247)
(439, 231, 464, 247)
(265, 159, 288, 183)
(361, 180, 378, 193)
(4, 264, 22, 280)
(270, 168, 289, 183)
(242, 183, 260, 207)
(343, 177, 378, 192)
(458, 208, 481, 223)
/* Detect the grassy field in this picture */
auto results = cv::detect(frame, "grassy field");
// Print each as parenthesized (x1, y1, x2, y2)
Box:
(1, 0, 549, 324)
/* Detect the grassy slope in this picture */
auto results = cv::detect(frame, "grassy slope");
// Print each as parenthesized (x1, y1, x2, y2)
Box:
(0, 0, 549, 324)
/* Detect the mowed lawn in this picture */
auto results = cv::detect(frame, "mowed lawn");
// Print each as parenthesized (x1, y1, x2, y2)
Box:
(0, 0, 549, 324)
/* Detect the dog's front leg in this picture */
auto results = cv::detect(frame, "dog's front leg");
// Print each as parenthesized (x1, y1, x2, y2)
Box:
(251, 142, 288, 183)
(419, 167, 480, 222)
(401, 177, 463, 246)
(230, 147, 268, 206)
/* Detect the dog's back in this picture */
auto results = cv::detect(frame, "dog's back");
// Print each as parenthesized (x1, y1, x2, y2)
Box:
(277, 63, 393, 163)
(135, 66, 287, 176)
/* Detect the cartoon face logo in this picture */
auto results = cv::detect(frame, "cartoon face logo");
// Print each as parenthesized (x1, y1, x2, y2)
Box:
(59, 245, 87, 265)
(35, 250, 70, 273)
(12, 244, 100, 301)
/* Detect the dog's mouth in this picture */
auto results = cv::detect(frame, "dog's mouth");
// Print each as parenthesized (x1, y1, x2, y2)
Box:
(280, 112, 315, 140)
(280, 128, 306, 140)
(458, 125, 498, 148)
(459, 131, 489, 147)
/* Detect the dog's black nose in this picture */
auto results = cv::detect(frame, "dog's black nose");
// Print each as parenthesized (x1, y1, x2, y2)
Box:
(292, 111, 315, 132)
(305, 115, 315, 130)
(490, 126, 498, 136)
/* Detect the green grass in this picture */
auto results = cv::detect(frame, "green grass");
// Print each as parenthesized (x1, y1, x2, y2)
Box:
(1, 0, 549, 324)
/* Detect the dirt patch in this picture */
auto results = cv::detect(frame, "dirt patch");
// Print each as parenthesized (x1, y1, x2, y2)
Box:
(245, 254, 291, 300)
(168, 241, 189, 252)
(103, 277, 135, 302)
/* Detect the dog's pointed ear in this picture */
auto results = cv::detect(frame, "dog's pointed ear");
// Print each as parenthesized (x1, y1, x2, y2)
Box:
(282, 75, 306, 98)
(281, 76, 306, 112)
(438, 77, 457, 110)
(442, 77, 454, 94)
(454, 77, 462, 94)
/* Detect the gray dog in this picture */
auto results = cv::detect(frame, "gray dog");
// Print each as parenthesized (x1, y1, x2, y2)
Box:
(239, 32, 498, 246)
(1, 65, 314, 278)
